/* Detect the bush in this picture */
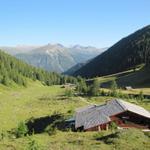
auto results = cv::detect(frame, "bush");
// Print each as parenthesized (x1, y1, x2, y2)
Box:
(65, 88, 74, 97)
(1, 75, 9, 86)
(67, 109, 73, 114)
(138, 90, 144, 101)
(45, 124, 57, 136)
(26, 138, 40, 150)
(15, 121, 28, 138)
(0, 130, 9, 140)
(100, 89, 106, 96)
(109, 122, 118, 131)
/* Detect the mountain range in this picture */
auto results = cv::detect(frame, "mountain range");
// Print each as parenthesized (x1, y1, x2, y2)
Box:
(0, 44, 106, 73)
(2, 25, 150, 78)
(0, 25, 150, 88)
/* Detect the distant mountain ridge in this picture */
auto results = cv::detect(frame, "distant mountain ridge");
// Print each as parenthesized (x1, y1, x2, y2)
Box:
(16, 44, 76, 73)
(1, 43, 106, 73)
(73, 25, 150, 78)
(0, 45, 40, 55)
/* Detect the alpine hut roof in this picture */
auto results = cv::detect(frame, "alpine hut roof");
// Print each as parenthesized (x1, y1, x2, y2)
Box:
(75, 99, 150, 130)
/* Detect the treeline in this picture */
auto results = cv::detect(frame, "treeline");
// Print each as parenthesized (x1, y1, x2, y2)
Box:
(76, 77, 100, 96)
(0, 50, 77, 86)
(74, 78, 145, 101)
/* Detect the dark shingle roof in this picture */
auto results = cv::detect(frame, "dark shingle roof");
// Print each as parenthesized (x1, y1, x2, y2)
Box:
(84, 110, 110, 129)
(75, 99, 150, 129)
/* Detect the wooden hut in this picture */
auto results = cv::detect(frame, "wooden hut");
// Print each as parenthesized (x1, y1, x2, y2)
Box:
(75, 99, 150, 131)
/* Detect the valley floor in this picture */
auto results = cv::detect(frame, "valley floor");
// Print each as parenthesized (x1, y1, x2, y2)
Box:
(0, 81, 150, 150)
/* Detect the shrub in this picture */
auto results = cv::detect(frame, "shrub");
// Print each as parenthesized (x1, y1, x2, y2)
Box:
(0, 130, 8, 140)
(65, 88, 74, 97)
(109, 122, 118, 131)
(15, 121, 28, 138)
(138, 90, 144, 101)
(1, 75, 9, 86)
(26, 138, 40, 150)
(67, 109, 73, 114)
(45, 124, 57, 136)
(100, 89, 106, 96)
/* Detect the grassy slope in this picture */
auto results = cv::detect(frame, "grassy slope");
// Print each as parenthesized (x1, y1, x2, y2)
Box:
(0, 81, 87, 131)
(117, 66, 150, 88)
(0, 81, 149, 149)
(96, 66, 150, 95)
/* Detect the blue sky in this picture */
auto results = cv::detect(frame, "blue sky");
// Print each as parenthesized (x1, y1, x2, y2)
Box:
(0, 0, 150, 47)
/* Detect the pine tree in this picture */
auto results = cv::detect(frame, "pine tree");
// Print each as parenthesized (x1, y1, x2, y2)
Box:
(1, 75, 9, 86)
(88, 79, 100, 96)
(76, 78, 88, 95)
(110, 80, 118, 97)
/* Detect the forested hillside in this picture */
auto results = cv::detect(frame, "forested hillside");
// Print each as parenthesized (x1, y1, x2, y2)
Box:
(73, 25, 150, 78)
(0, 50, 77, 86)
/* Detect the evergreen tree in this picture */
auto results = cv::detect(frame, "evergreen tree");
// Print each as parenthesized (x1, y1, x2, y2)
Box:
(138, 90, 144, 101)
(88, 79, 100, 96)
(76, 78, 88, 95)
(1, 75, 9, 86)
(110, 80, 118, 97)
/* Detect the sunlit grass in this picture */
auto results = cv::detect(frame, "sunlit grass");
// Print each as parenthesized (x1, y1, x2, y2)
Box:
(0, 80, 149, 150)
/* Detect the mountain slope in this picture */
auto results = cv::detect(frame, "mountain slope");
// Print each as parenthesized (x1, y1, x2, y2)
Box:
(16, 44, 76, 73)
(73, 25, 150, 78)
(95, 65, 150, 88)
(0, 50, 76, 86)
(15, 44, 105, 73)
(63, 61, 88, 75)
(116, 66, 150, 88)
(69, 45, 107, 63)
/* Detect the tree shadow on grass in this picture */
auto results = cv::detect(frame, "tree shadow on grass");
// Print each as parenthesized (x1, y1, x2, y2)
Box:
(95, 132, 118, 144)
(26, 113, 67, 135)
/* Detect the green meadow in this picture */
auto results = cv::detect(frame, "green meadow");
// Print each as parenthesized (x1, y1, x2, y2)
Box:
(0, 81, 150, 150)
